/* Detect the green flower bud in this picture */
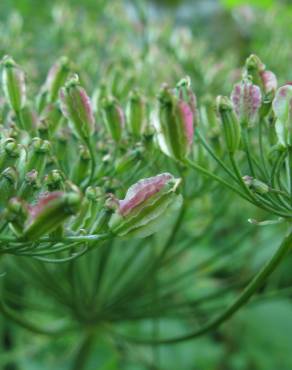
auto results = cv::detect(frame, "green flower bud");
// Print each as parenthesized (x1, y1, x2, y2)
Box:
(44, 57, 70, 103)
(155, 83, 194, 161)
(243, 176, 269, 194)
(25, 137, 51, 175)
(20, 103, 37, 135)
(101, 96, 124, 142)
(71, 145, 90, 185)
(114, 148, 142, 174)
(39, 103, 63, 137)
(23, 191, 81, 240)
(126, 89, 147, 138)
(6, 197, 28, 236)
(216, 96, 241, 154)
(109, 173, 182, 238)
(1, 56, 26, 113)
(59, 74, 95, 141)
(45, 169, 65, 191)
(244, 54, 277, 118)
(0, 138, 20, 171)
(18, 170, 40, 200)
(0, 167, 18, 207)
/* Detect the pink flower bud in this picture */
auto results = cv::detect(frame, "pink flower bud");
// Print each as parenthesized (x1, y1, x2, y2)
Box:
(23, 191, 81, 240)
(260, 70, 277, 95)
(59, 74, 95, 141)
(231, 80, 261, 125)
(156, 82, 195, 160)
(119, 173, 173, 216)
(177, 100, 194, 147)
(109, 173, 182, 238)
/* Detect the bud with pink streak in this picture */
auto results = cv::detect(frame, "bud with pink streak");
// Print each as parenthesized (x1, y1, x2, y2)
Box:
(59, 74, 95, 141)
(109, 173, 182, 238)
(231, 79, 262, 126)
(154, 77, 196, 161)
(23, 191, 81, 240)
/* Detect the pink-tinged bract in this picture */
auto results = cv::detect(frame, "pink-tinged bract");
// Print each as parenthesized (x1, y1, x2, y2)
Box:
(178, 100, 194, 147)
(119, 173, 172, 216)
(28, 191, 63, 221)
(231, 80, 261, 124)
(261, 70, 277, 94)
(273, 85, 292, 123)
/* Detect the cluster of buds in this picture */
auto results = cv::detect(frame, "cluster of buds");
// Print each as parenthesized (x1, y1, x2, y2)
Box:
(0, 56, 184, 257)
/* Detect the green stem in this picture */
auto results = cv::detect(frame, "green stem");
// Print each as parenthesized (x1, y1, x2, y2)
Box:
(0, 299, 73, 336)
(184, 158, 251, 202)
(72, 331, 95, 370)
(85, 138, 97, 185)
(258, 119, 270, 180)
(0, 233, 110, 244)
(242, 127, 255, 177)
(118, 230, 292, 345)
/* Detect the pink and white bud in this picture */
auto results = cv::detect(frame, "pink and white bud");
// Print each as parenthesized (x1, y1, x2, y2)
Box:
(231, 80, 261, 125)
(156, 81, 195, 161)
(260, 70, 277, 95)
(109, 173, 182, 238)
(119, 173, 173, 216)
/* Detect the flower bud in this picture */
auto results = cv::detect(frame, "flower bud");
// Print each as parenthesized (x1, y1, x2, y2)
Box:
(0, 138, 20, 171)
(109, 173, 182, 238)
(155, 83, 194, 161)
(20, 103, 37, 135)
(6, 197, 28, 236)
(40, 103, 63, 136)
(231, 79, 262, 126)
(243, 176, 269, 194)
(59, 74, 95, 141)
(272, 85, 292, 147)
(0, 167, 18, 207)
(44, 57, 70, 103)
(245, 54, 277, 97)
(23, 191, 81, 240)
(126, 89, 147, 138)
(216, 96, 241, 154)
(101, 96, 124, 142)
(45, 169, 65, 191)
(25, 137, 51, 175)
(18, 170, 40, 200)
(1, 56, 26, 113)
(71, 145, 90, 185)
(261, 70, 277, 96)
(115, 148, 143, 174)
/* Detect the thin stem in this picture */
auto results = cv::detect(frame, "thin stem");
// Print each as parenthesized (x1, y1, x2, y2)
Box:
(0, 299, 73, 336)
(258, 119, 270, 180)
(196, 130, 238, 182)
(117, 230, 292, 345)
(242, 127, 256, 177)
(0, 233, 110, 244)
(85, 138, 97, 185)
(184, 158, 251, 202)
